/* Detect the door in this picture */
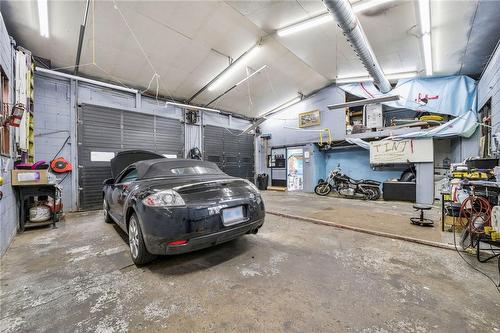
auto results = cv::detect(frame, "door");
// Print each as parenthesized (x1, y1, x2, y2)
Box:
(270, 147, 286, 187)
(77, 104, 184, 210)
(286, 148, 304, 191)
(203, 125, 255, 182)
(109, 167, 138, 223)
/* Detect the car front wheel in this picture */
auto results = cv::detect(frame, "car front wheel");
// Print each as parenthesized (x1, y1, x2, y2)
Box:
(128, 213, 155, 266)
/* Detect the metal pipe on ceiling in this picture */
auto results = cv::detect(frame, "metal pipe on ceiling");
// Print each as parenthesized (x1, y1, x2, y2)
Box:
(74, 0, 91, 75)
(36, 67, 139, 94)
(323, 0, 392, 94)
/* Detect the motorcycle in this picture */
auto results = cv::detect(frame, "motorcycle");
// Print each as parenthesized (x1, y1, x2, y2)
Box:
(314, 166, 381, 200)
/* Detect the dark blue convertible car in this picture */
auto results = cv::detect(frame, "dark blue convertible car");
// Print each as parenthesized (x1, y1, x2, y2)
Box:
(102, 150, 265, 265)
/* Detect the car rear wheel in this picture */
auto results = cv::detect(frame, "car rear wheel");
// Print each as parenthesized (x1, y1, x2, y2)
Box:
(128, 213, 155, 266)
(103, 199, 113, 224)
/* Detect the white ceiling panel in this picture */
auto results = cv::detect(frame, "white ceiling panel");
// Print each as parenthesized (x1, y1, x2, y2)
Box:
(1, 0, 499, 117)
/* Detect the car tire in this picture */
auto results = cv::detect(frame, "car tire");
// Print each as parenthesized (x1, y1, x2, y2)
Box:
(128, 213, 155, 266)
(103, 199, 114, 224)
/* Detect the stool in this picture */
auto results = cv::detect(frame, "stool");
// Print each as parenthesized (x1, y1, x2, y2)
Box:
(410, 204, 434, 226)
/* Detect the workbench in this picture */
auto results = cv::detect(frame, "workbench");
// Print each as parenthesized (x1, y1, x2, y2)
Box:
(13, 184, 61, 232)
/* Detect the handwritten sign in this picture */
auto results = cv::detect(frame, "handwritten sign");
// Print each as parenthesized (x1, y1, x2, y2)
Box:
(370, 138, 433, 164)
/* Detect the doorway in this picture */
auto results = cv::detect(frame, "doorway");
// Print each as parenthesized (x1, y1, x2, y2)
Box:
(286, 147, 304, 191)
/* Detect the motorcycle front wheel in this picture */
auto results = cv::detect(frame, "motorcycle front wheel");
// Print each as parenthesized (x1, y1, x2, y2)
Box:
(314, 183, 331, 196)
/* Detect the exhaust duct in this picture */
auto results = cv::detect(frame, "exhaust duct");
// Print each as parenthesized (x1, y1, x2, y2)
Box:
(323, 0, 392, 93)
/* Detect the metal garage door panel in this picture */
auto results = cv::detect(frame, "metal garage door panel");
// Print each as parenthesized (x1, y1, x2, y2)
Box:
(79, 167, 112, 211)
(156, 116, 183, 156)
(78, 106, 122, 152)
(203, 125, 254, 181)
(123, 112, 155, 149)
(203, 125, 224, 166)
(78, 104, 184, 210)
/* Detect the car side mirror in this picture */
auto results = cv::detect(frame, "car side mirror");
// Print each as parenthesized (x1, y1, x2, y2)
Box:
(103, 178, 115, 185)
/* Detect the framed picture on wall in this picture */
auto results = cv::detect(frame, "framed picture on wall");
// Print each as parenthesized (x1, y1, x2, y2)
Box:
(298, 109, 320, 128)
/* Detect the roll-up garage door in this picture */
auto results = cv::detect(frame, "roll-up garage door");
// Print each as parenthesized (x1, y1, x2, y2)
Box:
(203, 125, 255, 182)
(77, 104, 184, 210)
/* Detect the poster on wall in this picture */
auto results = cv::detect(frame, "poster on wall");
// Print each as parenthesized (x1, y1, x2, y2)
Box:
(369, 138, 433, 165)
(287, 148, 304, 191)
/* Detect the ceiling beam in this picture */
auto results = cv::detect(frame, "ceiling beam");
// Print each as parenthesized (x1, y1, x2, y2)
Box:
(186, 42, 260, 103)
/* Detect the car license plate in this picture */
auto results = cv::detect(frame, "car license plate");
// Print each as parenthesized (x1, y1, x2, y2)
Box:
(222, 206, 245, 226)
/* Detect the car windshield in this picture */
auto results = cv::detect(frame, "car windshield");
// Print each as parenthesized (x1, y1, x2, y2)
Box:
(169, 166, 221, 176)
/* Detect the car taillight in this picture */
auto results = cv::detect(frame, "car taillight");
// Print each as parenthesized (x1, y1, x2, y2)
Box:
(168, 240, 188, 246)
(142, 189, 185, 207)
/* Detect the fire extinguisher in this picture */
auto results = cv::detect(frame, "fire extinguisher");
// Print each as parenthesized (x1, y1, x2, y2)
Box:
(9, 103, 25, 127)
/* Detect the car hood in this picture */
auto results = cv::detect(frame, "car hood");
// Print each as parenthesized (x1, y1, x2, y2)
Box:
(110, 150, 165, 178)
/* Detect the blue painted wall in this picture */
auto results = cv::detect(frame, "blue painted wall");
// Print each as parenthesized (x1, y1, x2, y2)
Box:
(324, 148, 401, 183)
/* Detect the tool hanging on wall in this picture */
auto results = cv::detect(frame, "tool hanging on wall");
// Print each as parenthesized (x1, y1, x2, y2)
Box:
(50, 157, 73, 173)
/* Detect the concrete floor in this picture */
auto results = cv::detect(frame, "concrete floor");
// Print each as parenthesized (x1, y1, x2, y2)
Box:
(1, 200, 499, 332)
(263, 191, 454, 245)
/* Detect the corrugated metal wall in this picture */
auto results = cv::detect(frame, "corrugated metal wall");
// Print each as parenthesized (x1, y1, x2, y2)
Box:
(478, 43, 500, 156)
(77, 104, 184, 210)
(203, 125, 254, 182)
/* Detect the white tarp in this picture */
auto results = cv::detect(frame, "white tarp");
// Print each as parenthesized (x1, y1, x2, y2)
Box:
(339, 75, 477, 117)
(339, 75, 479, 139)
(393, 110, 479, 139)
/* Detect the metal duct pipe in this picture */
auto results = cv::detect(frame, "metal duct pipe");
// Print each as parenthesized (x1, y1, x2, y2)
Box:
(323, 0, 392, 93)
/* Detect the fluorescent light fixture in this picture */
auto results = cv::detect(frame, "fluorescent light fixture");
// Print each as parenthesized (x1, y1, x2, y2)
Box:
(352, 0, 395, 13)
(235, 65, 267, 87)
(276, 13, 332, 37)
(335, 76, 374, 84)
(418, 0, 432, 76)
(327, 95, 400, 110)
(208, 45, 261, 91)
(258, 95, 302, 118)
(165, 101, 221, 114)
(276, 0, 396, 37)
(37, 0, 49, 38)
(386, 71, 417, 80)
(335, 71, 418, 84)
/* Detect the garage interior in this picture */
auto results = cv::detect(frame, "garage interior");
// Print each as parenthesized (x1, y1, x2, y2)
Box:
(0, 0, 499, 332)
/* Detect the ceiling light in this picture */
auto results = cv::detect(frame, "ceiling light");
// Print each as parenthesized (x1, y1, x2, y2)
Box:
(165, 101, 221, 113)
(208, 45, 261, 91)
(336, 71, 418, 84)
(335, 76, 374, 84)
(327, 95, 400, 110)
(37, 0, 49, 38)
(258, 95, 302, 118)
(386, 71, 418, 80)
(418, 0, 432, 76)
(275, 0, 396, 37)
(276, 14, 332, 37)
(352, 0, 395, 13)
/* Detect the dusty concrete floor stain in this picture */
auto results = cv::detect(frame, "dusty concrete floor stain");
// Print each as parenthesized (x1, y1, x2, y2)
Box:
(1, 198, 499, 332)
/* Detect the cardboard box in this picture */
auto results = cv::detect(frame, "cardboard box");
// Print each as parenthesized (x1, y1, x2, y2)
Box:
(443, 215, 464, 233)
(11, 170, 49, 186)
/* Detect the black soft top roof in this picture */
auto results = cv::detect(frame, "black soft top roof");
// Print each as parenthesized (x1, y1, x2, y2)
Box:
(133, 159, 222, 179)
(110, 150, 165, 178)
